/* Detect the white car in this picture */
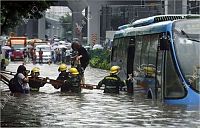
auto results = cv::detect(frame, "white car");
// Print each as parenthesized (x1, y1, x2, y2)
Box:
(35, 45, 52, 63)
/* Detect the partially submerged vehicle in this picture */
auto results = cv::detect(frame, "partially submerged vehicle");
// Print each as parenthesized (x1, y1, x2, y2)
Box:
(112, 15, 200, 105)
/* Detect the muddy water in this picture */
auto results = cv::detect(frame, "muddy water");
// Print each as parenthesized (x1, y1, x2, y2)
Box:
(1, 63, 200, 127)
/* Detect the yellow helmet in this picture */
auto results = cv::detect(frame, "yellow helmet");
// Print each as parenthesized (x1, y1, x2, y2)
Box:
(58, 64, 67, 72)
(110, 66, 120, 74)
(69, 68, 79, 75)
(31, 67, 40, 73)
(143, 66, 156, 75)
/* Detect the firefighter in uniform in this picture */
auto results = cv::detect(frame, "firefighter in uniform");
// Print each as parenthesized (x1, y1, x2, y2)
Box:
(67, 67, 82, 93)
(29, 67, 46, 92)
(55, 63, 70, 92)
(97, 66, 125, 94)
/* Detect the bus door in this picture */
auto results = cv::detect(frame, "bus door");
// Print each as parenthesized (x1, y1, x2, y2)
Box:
(127, 37, 135, 78)
(118, 38, 128, 80)
(155, 43, 164, 100)
(137, 34, 165, 100)
(157, 33, 170, 101)
(144, 34, 164, 100)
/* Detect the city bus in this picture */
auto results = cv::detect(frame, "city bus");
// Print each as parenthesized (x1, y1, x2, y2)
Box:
(111, 15, 200, 105)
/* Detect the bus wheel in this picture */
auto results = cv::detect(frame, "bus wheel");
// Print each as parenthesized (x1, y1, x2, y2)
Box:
(147, 90, 153, 99)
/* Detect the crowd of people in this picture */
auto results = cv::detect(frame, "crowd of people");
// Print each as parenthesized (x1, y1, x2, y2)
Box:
(5, 41, 134, 95)
(4, 45, 71, 65)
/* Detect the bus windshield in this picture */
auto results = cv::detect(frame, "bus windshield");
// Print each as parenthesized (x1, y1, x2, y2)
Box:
(173, 19, 200, 92)
(36, 45, 51, 52)
(12, 44, 24, 49)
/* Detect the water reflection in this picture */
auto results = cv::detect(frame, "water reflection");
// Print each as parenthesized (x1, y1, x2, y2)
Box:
(1, 63, 200, 127)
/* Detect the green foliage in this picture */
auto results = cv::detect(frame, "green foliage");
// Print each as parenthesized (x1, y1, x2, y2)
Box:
(59, 13, 72, 40)
(89, 49, 111, 70)
(1, 1, 54, 34)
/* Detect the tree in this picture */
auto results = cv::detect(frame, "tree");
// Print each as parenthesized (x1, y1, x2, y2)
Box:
(1, 1, 54, 34)
(59, 13, 72, 40)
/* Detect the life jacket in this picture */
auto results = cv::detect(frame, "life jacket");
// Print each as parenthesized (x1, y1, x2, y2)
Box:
(99, 75, 125, 94)
(69, 76, 81, 93)
(8, 74, 24, 93)
(57, 72, 70, 92)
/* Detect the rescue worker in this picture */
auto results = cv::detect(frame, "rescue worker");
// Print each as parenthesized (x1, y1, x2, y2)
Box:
(67, 68, 82, 93)
(29, 67, 46, 92)
(97, 66, 125, 94)
(55, 63, 70, 92)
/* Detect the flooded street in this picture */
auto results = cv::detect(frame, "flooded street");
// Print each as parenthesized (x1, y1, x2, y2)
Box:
(1, 62, 200, 127)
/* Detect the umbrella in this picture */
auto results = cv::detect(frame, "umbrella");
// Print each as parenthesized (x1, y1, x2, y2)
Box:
(51, 45, 67, 50)
(52, 42, 60, 46)
(2, 45, 11, 50)
(57, 45, 67, 49)
(59, 41, 66, 44)
(54, 38, 59, 42)
(29, 39, 43, 43)
(65, 43, 71, 47)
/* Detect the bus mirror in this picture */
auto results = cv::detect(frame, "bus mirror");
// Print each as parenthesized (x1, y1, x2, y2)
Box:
(160, 38, 169, 51)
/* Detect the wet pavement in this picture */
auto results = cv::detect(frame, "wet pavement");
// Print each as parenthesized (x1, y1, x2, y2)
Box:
(1, 62, 200, 127)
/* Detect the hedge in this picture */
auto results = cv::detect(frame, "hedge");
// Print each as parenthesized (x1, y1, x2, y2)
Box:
(89, 49, 111, 70)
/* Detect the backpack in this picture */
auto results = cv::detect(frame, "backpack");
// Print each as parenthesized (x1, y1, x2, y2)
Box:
(8, 74, 24, 93)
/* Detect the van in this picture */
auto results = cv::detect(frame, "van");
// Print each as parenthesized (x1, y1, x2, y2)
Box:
(35, 45, 51, 63)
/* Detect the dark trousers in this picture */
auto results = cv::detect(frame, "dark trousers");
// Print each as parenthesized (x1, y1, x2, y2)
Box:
(39, 57, 43, 64)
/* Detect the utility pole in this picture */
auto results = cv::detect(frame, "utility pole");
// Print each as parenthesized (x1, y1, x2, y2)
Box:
(164, 0, 168, 14)
(182, 0, 187, 14)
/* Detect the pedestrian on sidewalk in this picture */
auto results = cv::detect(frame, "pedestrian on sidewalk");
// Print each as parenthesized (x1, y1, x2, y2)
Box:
(39, 48, 43, 64)
(32, 49, 37, 64)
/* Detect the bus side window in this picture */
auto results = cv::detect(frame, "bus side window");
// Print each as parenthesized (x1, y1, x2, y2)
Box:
(111, 39, 118, 62)
(111, 46, 115, 61)
(133, 36, 142, 76)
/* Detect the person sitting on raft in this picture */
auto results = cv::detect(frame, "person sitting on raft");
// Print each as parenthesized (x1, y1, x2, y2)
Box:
(9, 65, 30, 95)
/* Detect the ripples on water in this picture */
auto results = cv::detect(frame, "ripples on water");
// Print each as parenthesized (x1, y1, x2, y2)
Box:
(1, 63, 200, 127)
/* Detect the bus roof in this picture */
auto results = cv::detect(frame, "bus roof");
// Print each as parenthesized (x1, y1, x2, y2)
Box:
(131, 14, 200, 28)
(114, 21, 172, 38)
(114, 14, 200, 39)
